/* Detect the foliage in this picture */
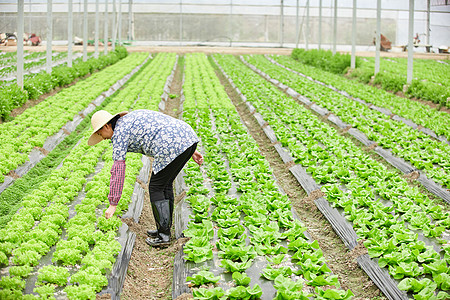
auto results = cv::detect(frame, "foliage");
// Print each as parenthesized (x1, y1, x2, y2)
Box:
(291, 48, 357, 74)
(37, 265, 70, 286)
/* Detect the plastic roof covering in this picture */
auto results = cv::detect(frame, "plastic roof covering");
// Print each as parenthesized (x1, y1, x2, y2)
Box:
(0, 0, 449, 46)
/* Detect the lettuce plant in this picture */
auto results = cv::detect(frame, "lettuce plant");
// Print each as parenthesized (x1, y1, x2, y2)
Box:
(186, 269, 220, 287)
(37, 265, 70, 286)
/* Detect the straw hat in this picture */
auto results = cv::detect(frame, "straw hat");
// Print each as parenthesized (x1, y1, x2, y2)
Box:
(88, 110, 128, 146)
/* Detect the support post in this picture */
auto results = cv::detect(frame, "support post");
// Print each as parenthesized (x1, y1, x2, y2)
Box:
(351, 0, 357, 69)
(179, 0, 183, 46)
(318, 0, 322, 49)
(83, 0, 88, 61)
(407, 0, 414, 83)
(128, 0, 133, 41)
(46, 0, 52, 74)
(112, 0, 116, 51)
(68, 0, 73, 67)
(332, 0, 337, 54)
(95, 0, 99, 57)
(375, 0, 381, 75)
(280, 0, 284, 47)
(118, 0, 122, 45)
(426, 0, 430, 47)
(306, 0, 309, 50)
(17, 0, 24, 88)
(295, 0, 299, 48)
(104, 0, 108, 55)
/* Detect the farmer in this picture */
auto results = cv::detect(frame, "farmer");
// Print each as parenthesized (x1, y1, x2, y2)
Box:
(88, 109, 203, 247)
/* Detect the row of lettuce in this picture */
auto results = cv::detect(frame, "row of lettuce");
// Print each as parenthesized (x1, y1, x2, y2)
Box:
(213, 53, 450, 299)
(246, 54, 450, 190)
(0, 51, 48, 67)
(0, 49, 143, 188)
(277, 54, 449, 141)
(0, 51, 69, 78)
(178, 52, 354, 299)
(291, 48, 450, 107)
(0, 52, 178, 299)
(0, 46, 128, 120)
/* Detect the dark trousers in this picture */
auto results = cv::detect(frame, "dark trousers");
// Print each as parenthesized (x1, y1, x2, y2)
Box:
(149, 143, 197, 203)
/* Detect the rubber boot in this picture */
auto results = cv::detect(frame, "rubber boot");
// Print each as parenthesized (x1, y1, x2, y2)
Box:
(147, 191, 174, 238)
(146, 199, 171, 247)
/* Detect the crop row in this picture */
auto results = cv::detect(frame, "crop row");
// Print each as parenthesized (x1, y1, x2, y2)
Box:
(0, 52, 69, 79)
(0, 52, 178, 299)
(0, 52, 148, 183)
(0, 51, 49, 67)
(357, 56, 450, 101)
(0, 47, 128, 120)
(348, 55, 450, 106)
(243, 55, 450, 190)
(213, 53, 450, 299)
(270, 54, 450, 143)
(174, 52, 353, 299)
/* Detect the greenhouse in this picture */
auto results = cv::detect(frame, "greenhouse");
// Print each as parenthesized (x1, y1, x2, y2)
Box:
(0, 1, 449, 299)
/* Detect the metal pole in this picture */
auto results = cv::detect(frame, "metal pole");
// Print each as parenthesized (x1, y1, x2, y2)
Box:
(83, 0, 88, 61)
(95, 0, 99, 57)
(295, 0, 299, 48)
(280, 0, 284, 47)
(46, 0, 52, 74)
(17, 0, 24, 88)
(180, 0, 183, 46)
(112, 0, 116, 51)
(306, 0, 309, 50)
(318, 0, 322, 49)
(332, 0, 337, 54)
(104, 0, 108, 54)
(407, 0, 414, 83)
(229, 0, 232, 47)
(351, 0, 356, 69)
(28, 0, 31, 34)
(128, 0, 133, 41)
(426, 0, 430, 46)
(118, 0, 122, 45)
(68, 0, 73, 67)
(375, 0, 381, 75)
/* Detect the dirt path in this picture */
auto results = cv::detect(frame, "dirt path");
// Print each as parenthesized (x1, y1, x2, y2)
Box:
(118, 56, 186, 300)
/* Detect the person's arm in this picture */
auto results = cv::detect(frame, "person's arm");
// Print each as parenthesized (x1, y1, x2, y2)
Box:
(192, 150, 203, 166)
(105, 160, 126, 219)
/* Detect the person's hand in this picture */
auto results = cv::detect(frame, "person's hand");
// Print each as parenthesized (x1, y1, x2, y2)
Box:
(192, 150, 204, 166)
(105, 205, 117, 219)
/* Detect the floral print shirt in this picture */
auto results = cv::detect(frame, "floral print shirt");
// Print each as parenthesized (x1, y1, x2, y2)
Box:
(111, 109, 199, 174)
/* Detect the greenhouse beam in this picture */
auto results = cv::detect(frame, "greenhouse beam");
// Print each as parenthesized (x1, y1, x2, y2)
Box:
(95, 0, 99, 57)
(375, 0, 381, 75)
(46, 0, 52, 74)
(17, 0, 24, 88)
(295, 0, 299, 48)
(112, 0, 116, 51)
(104, 0, 109, 55)
(306, 0, 309, 50)
(318, 0, 322, 49)
(83, 0, 88, 61)
(280, 0, 284, 47)
(68, 0, 73, 67)
(332, 0, 337, 54)
(407, 0, 414, 84)
(351, 0, 356, 69)
(118, 0, 122, 46)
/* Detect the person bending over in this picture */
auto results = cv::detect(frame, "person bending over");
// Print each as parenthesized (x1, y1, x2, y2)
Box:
(88, 109, 203, 247)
